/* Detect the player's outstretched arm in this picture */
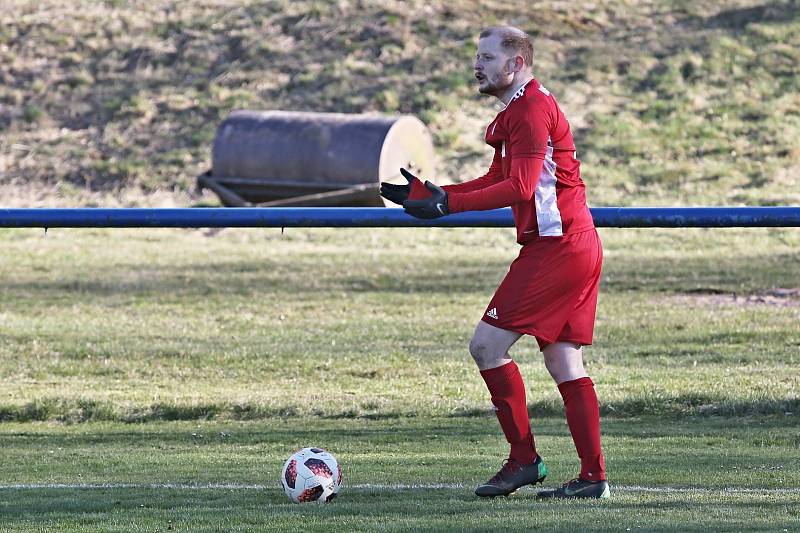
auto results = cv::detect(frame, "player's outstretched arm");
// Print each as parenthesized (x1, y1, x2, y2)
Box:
(447, 156, 544, 213)
(442, 148, 505, 195)
(387, 147, 503, 209)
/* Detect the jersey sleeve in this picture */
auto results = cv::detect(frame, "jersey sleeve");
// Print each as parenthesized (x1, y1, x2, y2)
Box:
(404, 148, 504, 202)
(448, 104, 551, 213)
(442, 148, 504, 194)
(447, 157, 544, 212)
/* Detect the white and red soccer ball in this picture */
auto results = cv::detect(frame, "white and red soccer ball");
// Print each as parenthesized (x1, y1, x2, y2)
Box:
(280, 447, 342, 503)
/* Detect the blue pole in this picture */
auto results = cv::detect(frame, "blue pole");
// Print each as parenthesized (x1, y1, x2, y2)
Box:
(0, 207, 799, 228)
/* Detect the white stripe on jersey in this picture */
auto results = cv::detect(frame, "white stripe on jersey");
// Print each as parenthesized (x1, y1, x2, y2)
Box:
(534, 142, 563, 236)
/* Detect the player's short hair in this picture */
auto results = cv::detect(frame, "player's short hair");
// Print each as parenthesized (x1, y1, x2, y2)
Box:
(479, 26, 534, 68)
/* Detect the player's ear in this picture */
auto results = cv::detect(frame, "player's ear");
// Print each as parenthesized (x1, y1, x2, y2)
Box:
(513, 55, 524, 73)
(507, 57, 517, 74)
(505, 58, 516, 74)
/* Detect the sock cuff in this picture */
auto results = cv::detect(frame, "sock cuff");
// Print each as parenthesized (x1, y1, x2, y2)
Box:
(479, 360, 519, 386)
(557, 376, 594, 398)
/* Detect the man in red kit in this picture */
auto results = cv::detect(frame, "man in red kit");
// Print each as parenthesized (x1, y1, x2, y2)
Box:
(380, 26, 609, 499)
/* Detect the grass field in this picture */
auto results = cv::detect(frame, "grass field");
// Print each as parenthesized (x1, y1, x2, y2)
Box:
(1, 418, 798, 531)
(1, 226, 798, 531)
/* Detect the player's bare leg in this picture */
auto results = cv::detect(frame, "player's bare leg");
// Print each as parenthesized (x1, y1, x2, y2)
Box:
(538, 342, 610, 499)
(468, 320, 521, 370)
(541, 341, 588, 384)
(470, 321, 547, 497)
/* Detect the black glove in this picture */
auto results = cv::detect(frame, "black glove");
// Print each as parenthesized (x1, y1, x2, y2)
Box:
(403, 181, 449, 219)
(380, 168, 422, 205)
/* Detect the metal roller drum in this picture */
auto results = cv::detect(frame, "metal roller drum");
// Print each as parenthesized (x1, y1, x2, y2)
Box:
(202, 110, 435, 207)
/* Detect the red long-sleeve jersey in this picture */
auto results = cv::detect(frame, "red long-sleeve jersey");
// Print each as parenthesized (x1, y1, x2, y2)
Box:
(444, 79, 594, 244)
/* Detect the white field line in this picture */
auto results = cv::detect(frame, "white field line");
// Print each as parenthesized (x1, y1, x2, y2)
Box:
(1, 483, 799, 495)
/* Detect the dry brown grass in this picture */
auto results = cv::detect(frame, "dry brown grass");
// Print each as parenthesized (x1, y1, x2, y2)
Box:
(1, 0, 798, 206)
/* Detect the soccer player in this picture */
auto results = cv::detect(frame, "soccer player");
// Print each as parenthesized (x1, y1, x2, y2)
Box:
(380, 26, 609, 500)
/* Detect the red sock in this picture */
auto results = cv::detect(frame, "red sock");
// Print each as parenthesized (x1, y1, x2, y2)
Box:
(479, 361, 537, 464)
(558, 377, 606, 481)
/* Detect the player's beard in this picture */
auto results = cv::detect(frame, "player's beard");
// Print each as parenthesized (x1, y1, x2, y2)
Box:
(478, 67, 514, 97)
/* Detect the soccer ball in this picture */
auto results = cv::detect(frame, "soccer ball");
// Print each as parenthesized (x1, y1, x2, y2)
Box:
(280, 447, 342, 503)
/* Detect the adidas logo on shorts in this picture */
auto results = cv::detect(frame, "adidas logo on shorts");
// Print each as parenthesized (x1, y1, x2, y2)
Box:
(486, 308, 498, 319)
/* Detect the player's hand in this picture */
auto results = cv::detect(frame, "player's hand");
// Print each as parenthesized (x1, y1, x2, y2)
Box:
(403, 181, 449, 219)
(380, 168, 422, 205)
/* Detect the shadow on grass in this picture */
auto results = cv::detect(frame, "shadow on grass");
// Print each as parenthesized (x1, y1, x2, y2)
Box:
(704, 1, 800, 30)
(1, 478, 799, 525)
(1, 394, 798, 424)
(1, 414, 797, 458)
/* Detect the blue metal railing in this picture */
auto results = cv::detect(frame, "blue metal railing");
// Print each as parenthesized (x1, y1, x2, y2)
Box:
(0, 207, 799, 228)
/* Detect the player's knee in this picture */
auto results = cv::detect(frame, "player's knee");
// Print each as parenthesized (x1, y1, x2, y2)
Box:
(468, 337, 482, 360)
(543, 345, 587, 383)
(469, 337, 498, 366)
(543, 357, 564, 382)
(468, 337, 485, 362)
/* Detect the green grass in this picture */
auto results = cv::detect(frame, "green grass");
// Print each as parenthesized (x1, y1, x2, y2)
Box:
(1, 227, 798, 421)
(1, 418, 799, 531)
(0, 226, 799, 530)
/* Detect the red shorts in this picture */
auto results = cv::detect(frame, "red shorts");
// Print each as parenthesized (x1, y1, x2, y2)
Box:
(481, 229, 603, 350)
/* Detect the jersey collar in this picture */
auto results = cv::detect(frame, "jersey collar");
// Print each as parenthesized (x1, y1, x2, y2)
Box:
(500, 77, 535, 110)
